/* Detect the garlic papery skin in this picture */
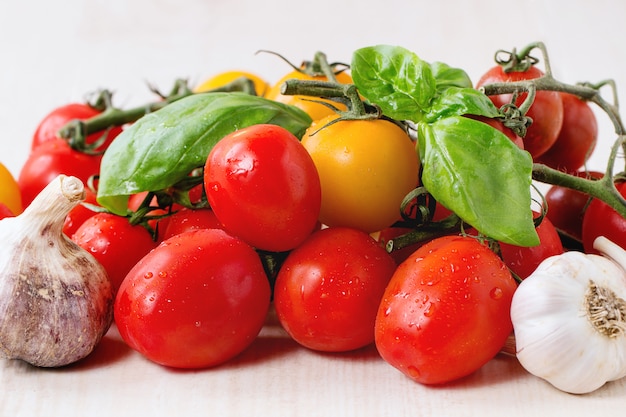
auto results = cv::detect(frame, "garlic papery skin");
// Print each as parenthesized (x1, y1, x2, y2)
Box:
(0, 175, 113, 367)
(510, 236, 626, 394)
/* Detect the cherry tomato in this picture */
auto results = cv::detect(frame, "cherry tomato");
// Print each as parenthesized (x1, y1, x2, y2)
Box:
(375, 235, 517, 385)
(71, 212, 158, 294)
(301, 116, 419, 234)
(274, 227, 397, 352)
(498, 210, 564, 279)
(545, 170, 603, 241)
(476, 65, 564, 158)
(265, 70, 353, 121)
(536, 93, 598, 173)
(18, 139, 102, 208)
(161, 207, 224, 240)
(0, 202, 14, 219)
(115, 228, 271, 369)
(32, 103, 123, 152)
(195, 70, 270, 97)
(204, 124, 321, 252)
(63, 186, 99, 237)
(581, 181, 626, 254)
(0, 161, 23, 215)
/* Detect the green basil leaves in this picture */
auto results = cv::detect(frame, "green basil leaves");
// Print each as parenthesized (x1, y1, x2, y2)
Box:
(352, 45, 538, 246)
(97, 92, 312, 215)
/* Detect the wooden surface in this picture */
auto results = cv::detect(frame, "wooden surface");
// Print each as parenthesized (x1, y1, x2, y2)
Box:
(1, 1, 626, 415)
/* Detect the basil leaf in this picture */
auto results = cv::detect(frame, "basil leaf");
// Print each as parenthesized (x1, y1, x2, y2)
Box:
(418, 116, 538, 246)
(351, 45, 436, 121)
(425, 87, 500, 122)
(97, 92, 312, 214)
(430, 61, 473, 90)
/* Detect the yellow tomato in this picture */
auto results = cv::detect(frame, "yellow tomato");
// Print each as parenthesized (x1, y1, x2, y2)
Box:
(195, 70, 270, 97)
(265, 70, 353, 122)
(301, 116, 420, 233)
(0, 162, 23, 215)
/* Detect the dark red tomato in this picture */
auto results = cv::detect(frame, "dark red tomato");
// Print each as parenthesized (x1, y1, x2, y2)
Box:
(18, 139, 102, 208)
(274, 227, 396, 352)
(72, 212, 157, 294)
(115, 228, 271, 369)
(581, 181, 626, 254)
(126, 191, 176, 242)
(545, 170, 603, 241)
(536, 93, 598, 173)
(499, 210, 564, 279)
(476, 65, 564, 158)
(375, 235, 517, 385)
(204, 124, 321, 252)
(161, 207, 224, 240)
(63, 186, 99, 236)
(32, 103, 123, 152)
(0, 202, 14, 219)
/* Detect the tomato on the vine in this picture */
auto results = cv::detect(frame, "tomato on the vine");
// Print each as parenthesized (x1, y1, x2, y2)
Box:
(18, 139, 102, 208)
(32, 102, 123, 152)
(498, 210, 564, 279)
(115, 228, 271, 369)
(71, 212, 158, 294)
(301, 116, 419, 234)
(476, 65, 564, 158)
(536, 93, 598, 173)
(0, 161, 22, 215)
(545, 170, 603, 242)
(274, 227, 397, 352)
(161, 207, 224, 240)
(195, 70, 270, 97)
(204, 124, 321, 252)
(265, 70, 353, 121)
(581, 181, 626, 254)
(375, 235, 517, 385)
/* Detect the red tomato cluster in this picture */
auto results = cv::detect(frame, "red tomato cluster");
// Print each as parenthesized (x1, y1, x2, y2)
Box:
(3, 58, 623, 387)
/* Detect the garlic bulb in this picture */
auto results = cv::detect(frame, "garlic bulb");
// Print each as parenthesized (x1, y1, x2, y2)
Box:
(510, 236, 626, 394)
(0, 175, 113, 367)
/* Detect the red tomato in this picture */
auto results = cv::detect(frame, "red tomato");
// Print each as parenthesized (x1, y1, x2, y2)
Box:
(0, 202, 14, 219)
(274, 227, 396, 352)
(581, 181, 626, 254)
(204, 124, 321, 252)
(18, 139, 102, 208)
(476, 65, 564, 158)
(63, 186, 99, 237)
(32, 103, 123, 152)
(375, 235, 517, 385)
(545, 170, 603, 241)
(499, 210, 564, 279)
(536, 93, 598, 173)
(161, 207, 224, 240)
(115, 229, 271, 369)
(71, 212, 158, 294)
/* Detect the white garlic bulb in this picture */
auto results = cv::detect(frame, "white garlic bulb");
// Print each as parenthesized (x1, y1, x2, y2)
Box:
(510, 236, 626, 394)
(0, 175, 113, 367)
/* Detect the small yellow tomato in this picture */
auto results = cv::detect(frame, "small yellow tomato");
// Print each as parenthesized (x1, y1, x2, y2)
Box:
(301, 116, 420, 233)
(195, 70, 270, 97)
(0, 162, 23, 215)
(266, 70, 353, 122)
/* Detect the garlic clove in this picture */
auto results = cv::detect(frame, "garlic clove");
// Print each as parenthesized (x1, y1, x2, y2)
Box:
(511, 247, 626, 394)
(0, 175, 113, 367)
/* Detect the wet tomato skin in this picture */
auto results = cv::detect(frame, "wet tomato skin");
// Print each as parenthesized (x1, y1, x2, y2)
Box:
(375, 235, 517, 385)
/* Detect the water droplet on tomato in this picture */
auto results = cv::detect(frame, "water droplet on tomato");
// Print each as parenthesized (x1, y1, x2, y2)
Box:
(195, 321, 202, 327)
(144, 272, 154, 279)
(384, 306, 392, 317)
(159, 271, 168, 278)
(407, 366, 421, 379)
(423, 302, 434, 317)
(490, 287, 503, 300)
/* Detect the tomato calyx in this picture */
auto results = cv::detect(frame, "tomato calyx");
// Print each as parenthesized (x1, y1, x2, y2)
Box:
(258, 49, 350, 82)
